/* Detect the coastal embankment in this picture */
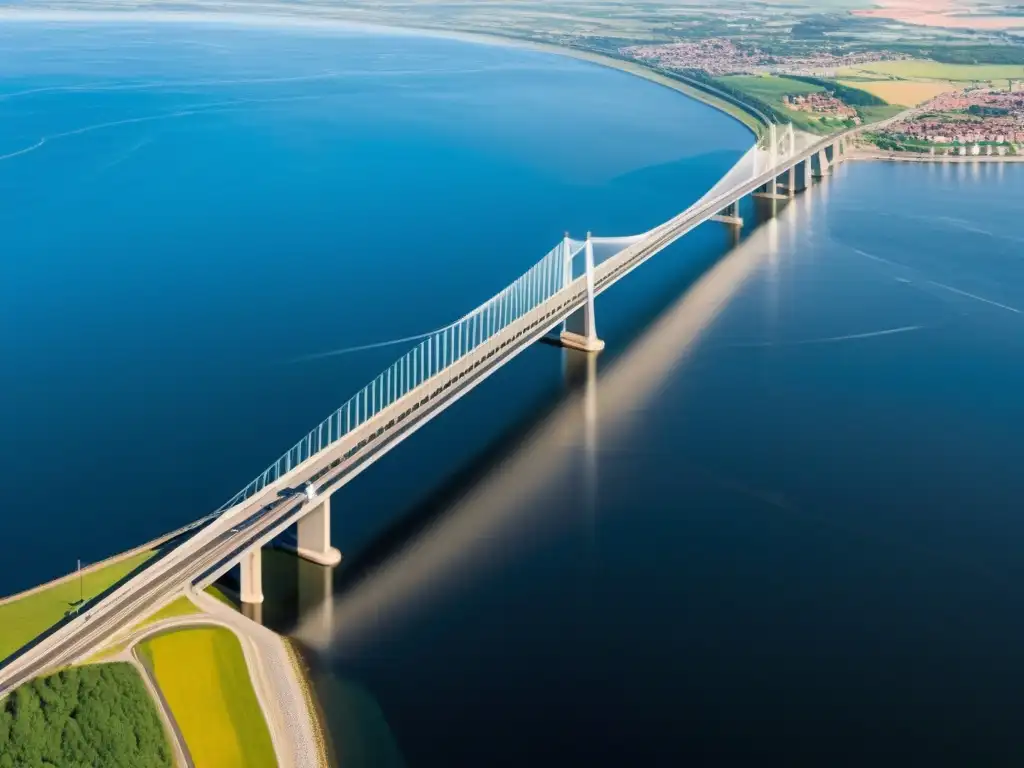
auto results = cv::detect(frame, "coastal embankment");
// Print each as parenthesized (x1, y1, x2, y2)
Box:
(846, 148, 1024, 163)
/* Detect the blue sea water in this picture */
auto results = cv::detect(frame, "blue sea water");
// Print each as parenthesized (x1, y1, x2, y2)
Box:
(283, 159, 1024, 768)
(0, 21, 750, 594)
(6, 18, 1024, 768)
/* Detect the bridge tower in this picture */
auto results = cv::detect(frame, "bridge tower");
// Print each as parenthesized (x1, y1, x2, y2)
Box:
(560, 232, 605, 353)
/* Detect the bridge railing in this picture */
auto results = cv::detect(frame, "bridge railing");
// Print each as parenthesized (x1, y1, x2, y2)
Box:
(217, 124, 828, 515)
(216, 237, 585, 513)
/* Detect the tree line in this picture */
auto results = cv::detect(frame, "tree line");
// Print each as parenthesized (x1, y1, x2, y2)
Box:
(0, 663, 172, 768)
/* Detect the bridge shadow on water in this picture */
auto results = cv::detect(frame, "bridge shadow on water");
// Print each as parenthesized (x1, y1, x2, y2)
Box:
(250, 181, 795, 631)
(213, 184, 803, 768)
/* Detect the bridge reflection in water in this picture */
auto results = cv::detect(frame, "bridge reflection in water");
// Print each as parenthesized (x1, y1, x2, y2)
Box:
(289, 189, 800, 653)
(0, 123, 857, 697)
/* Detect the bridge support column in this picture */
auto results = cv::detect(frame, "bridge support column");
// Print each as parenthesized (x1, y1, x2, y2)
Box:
(295, 495, 343, 567)
(814, 149, 830, 178)
(560, 232, 604, 353)
(831, 140, 843, 166)
(240, 547, 264, 605)
(711, 200, 743, 227)
(752, 180, 788, 201)
(783, 165, 797, 197)
(802, 158, 813, 190)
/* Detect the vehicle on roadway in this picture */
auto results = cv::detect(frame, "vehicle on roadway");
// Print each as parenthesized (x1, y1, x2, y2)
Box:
(276, 483, 317, 502)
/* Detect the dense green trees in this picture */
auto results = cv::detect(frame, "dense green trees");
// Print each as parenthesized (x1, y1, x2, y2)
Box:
(892, 45, 1024, 65)
(0, 663, 171, 768)
(786, 76, 889, 106)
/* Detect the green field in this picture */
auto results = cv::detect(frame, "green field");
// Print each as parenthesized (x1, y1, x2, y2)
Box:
(856, 104, 905, 123)
(838, 60, 1024, 83)
(135, 596, 202, 630)
(0, 550, 155, 663)
(138, 627, 277, 768)
(718, 74, 826, 101)
(205, 584, 239, 609)
(0, 663, 172, 767)
(717, 75, 845, 133)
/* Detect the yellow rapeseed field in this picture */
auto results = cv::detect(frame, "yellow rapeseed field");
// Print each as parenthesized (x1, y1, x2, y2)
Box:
(837, 79, 960, 106)
(138, 627, 277, 768)
(838, 61, 1024, 82)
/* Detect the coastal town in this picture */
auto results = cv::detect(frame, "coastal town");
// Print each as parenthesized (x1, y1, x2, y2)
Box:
(620, 38, 906, 77)
(868, 85, 1024, 154)
(784, 92, 861, 124)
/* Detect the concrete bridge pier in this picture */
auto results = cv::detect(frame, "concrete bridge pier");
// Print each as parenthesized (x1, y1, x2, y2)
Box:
(295, 495, 343, 567)
(801, 158, 813, 190)
(560, 232, 605, 353)
(813, 149, 830, 178)
(815, 148, 831, 178)
(711, 200, 743, 227)
(781, 165, 797, 197)
(830, 139, 843, 166)
(752, 180, 787, 201)
(240, 547, 264, 604)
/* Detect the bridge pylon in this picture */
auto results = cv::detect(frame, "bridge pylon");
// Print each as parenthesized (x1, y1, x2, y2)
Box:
(560, 232, 605, 353)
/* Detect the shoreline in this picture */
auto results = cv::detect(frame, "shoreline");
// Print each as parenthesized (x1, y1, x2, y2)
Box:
(0, 7, 763, 137)
(0, 517, 208, 607)
(846, 149, 1024, 163)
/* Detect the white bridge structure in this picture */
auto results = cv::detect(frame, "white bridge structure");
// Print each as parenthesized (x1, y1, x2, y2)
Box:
(0, 123, 858, 696)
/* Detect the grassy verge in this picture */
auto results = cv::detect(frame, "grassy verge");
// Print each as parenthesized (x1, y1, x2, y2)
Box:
(856, 104, 905, 124)
(137, 627, 276, 768)
(0, 662, 172, 767)
(716, 74, 834, 133)
(134, 596, 202, 630)
(0, 550, 155, 663)
(205, 585, 239, 609)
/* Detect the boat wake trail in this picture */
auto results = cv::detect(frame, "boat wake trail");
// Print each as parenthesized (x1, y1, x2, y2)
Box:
(288, 329, 442, 364)
(0, 138, 46, 162)
(927, 281, 1022, 314)
(730, 325, 924, 348)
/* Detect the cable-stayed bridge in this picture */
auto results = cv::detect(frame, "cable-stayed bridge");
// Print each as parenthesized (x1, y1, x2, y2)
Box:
(0, 122, 860, 696)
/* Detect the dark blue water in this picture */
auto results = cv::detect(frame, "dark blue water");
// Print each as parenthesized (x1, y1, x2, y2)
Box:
(0, 21, 749, 594)
(7, 19, 1024, 768)
(259, 160, 1024, 767)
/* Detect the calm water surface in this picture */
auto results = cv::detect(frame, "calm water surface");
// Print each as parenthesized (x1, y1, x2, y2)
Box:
(0, 21, 748, 591)
(265, 160, 1024, 767)
(3, 20, 1023, 768)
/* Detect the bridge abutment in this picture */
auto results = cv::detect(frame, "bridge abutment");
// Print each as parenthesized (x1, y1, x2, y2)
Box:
(560, 232, 605, 353)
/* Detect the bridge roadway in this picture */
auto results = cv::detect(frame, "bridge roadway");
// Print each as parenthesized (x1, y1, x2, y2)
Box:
(0, 123, 886, 698)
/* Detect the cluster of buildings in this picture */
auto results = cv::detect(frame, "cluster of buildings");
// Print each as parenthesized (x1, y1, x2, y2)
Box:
(783, 92, 861, 123)
(621, 38, 765, 76)
(771, 50, 909, 77)
(620, 38, 904, 77)
(879, 87, 1024, 149)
